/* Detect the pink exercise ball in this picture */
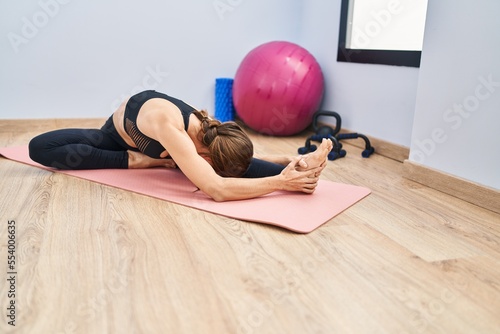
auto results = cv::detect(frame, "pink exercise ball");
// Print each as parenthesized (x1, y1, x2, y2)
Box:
(233, 41, 324, 136)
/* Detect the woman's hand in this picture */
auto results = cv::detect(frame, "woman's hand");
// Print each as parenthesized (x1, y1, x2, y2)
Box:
(278, 156, 324, 194)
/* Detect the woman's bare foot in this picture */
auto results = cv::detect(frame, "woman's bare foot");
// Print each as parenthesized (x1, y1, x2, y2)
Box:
(298, 139, 333, 171)
(127, 150, 176, 169)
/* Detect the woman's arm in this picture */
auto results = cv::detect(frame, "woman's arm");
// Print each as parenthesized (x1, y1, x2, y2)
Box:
(156, 122, 321, 202)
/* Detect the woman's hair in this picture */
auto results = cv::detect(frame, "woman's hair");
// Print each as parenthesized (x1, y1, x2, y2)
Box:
(193, 110, 253, 177)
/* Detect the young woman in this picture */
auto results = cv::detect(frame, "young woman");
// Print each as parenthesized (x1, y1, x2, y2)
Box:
(29, 90, 332, 202)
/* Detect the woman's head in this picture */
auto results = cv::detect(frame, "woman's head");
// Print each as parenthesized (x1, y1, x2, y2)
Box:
(194, 110, 253, 177)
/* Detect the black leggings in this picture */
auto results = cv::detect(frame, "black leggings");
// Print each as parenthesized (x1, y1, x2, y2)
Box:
(28, 117, 285, 177)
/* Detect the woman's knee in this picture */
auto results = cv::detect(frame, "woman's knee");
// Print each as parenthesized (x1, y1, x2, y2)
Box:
(28, 133, 53, 166)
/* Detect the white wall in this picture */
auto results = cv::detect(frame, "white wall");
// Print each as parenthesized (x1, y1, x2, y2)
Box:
(409, 0, 500, 190)
(0, 0, 302, 119)
(1, 0, 419, 148)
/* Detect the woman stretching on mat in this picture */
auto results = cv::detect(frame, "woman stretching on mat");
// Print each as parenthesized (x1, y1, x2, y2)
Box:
(29, 90, 332, 202)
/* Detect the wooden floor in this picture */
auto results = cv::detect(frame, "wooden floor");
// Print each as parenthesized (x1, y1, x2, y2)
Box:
(1, 119, 499, 334)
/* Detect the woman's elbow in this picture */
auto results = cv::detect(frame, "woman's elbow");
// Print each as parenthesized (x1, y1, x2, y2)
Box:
(212, 194, 227, 202)
(203, 180, 229, 202)
(205, 186, 227, 202)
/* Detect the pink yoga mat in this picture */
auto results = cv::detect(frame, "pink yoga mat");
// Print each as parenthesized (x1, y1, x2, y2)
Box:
(0, 146, 371, 233)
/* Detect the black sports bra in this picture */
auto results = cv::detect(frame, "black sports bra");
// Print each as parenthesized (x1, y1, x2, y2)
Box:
(123, 90, 196, 159)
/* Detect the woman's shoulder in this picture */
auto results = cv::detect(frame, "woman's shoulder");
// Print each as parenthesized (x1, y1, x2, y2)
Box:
(139, 98, 185, 130)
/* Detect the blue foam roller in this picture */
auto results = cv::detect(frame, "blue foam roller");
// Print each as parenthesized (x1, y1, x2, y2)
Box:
(215, 78, 235, 122)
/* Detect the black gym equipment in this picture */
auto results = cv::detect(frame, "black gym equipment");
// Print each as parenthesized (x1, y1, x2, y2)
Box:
(298, 110, 375, 161)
